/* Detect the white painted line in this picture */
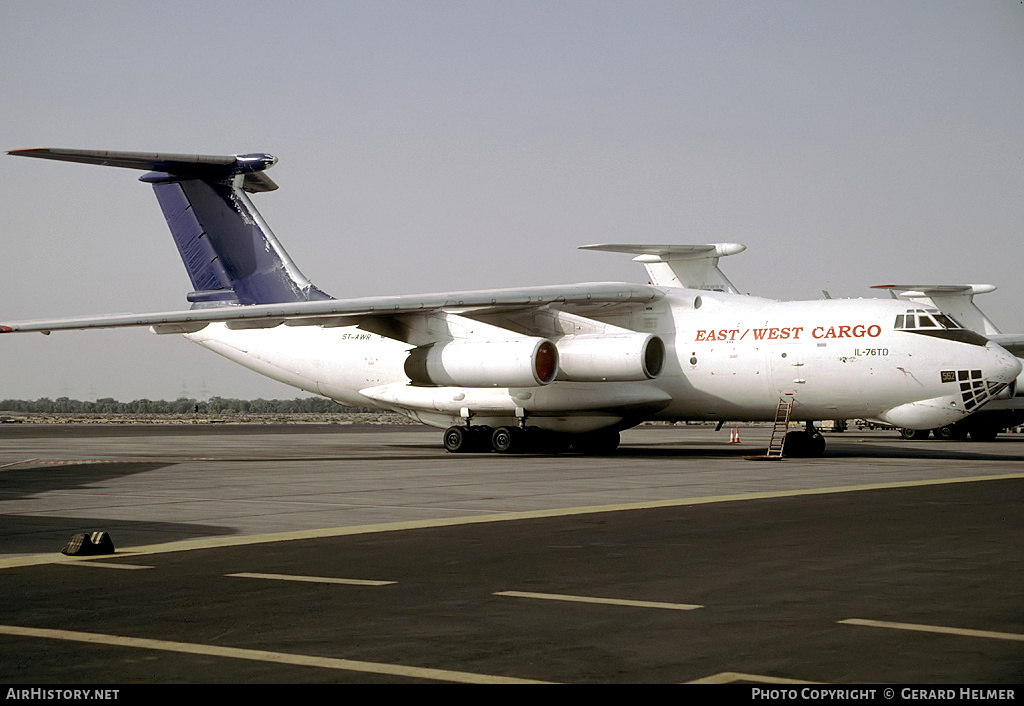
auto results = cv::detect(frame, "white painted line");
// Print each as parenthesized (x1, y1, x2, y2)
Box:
(840, 618, 1024, 642)
(0, 624, 550, 684)
(227, 572, 395, 587)
(495, 590, 702, 611)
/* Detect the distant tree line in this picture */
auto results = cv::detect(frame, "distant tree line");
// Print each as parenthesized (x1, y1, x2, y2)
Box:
(0, 397, 379, 414)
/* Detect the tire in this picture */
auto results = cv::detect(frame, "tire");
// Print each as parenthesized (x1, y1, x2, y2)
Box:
(491, 426, 522, 454)
(443, 426, 472, 453)
(468, 425, 493, 452)
(900, 428, 929, 440)
(783, 431, 826, 457)
(808, 432, 826, 457)
(538, 432, 572, 454)
(934, 425, 966, 441)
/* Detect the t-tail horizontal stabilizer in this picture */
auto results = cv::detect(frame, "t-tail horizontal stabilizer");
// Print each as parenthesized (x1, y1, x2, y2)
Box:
(871, 284, 1001, 336)
(579, 243, 745, 292)
(7, 148, 331, 307)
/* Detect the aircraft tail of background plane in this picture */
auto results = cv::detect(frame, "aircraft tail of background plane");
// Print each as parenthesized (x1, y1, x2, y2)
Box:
(872, 284, 1001, 335)
(872, 283, 1024, 358)
(7, 148, 332, 307)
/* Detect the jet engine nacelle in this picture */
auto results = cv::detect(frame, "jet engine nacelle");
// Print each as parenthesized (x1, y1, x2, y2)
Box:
(404, 338, 558, 388)
(556, 334, 666, 381)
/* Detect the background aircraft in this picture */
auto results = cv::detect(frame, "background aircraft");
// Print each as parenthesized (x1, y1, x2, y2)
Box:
(3, 148, 1020, 456)
(872, 284, 1024, 440)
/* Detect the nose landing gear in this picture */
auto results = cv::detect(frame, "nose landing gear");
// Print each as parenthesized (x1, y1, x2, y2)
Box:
(782, 422, 827, 457)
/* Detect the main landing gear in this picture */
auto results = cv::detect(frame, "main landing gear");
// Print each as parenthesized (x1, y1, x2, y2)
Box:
(442, 425, 493, 453)
(442, 424, 620, 455)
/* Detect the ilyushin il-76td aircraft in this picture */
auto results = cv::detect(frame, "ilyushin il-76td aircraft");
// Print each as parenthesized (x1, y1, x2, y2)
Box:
(4, 148, 1022, 457)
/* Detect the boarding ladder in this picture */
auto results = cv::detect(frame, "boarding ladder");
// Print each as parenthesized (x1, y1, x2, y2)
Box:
(766, 397, 794, 458)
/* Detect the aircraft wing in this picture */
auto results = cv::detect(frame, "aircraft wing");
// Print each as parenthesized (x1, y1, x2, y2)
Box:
(0, 282, 662, 336)
(987, 334, 1024, 357)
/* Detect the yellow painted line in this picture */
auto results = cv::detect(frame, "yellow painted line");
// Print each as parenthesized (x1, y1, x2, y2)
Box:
(496, 590, 701, 611)
(840, 618, 1024, 643)
(3, 472, 1022, 571)
(687, 671, 819, 684)
(0, 624, 550, 684)
(227, 572, 395, 587)
(64, 561, 152, 570)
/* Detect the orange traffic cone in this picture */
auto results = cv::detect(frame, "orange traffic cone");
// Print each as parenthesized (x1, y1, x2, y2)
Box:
(730, 427, 740, 443)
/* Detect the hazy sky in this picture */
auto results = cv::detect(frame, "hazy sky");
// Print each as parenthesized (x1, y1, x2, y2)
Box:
(1, 1, 1022, 400)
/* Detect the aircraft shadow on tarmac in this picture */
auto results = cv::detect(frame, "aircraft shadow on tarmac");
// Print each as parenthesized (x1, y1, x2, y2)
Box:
(0, 461, 238, 554)
(0, 515, 234, 555)
(391, 439, 1024, 462)
(0, 461, 168, 500)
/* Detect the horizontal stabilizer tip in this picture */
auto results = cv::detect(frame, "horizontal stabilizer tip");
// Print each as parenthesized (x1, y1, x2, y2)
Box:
(871, 284, 997, 296)
(7, 148, 279, 191)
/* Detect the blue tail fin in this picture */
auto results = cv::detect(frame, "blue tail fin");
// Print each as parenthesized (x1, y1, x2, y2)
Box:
(8, 148, 331, 306)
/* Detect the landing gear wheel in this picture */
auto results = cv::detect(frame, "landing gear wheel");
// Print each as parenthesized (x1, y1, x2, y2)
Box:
(934, 424, 966, 441)
(536, 432, 572, 455)
(443, 425, 492, 453)
(443, 426, 472, 453)
(491, 426, 524, 454)
(900, 428, 929, 440)
(469, 425, 493, 450)
(783, 430, 826, 457)
(812, 432, 826, 456)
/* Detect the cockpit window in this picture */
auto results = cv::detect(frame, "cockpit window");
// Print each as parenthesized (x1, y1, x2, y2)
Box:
(894, 307, 986, 346)
(894, 308, 963, 331)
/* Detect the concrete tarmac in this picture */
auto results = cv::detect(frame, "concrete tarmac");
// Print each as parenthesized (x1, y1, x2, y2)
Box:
(0, 423, 1021, 683)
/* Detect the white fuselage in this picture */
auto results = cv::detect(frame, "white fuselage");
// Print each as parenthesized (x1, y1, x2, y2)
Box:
(186, 287, 1021, 432)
